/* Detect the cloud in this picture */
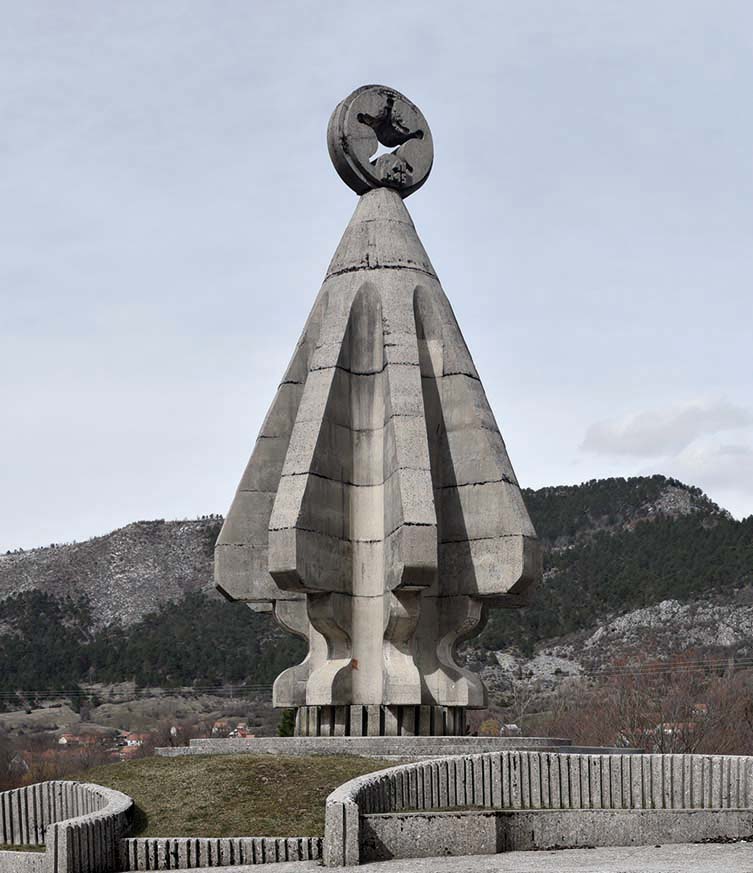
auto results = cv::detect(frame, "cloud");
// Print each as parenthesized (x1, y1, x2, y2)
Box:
(581, 400, 753, 518)
(668, 441, 753, 494)
(581, 400, 752, 457)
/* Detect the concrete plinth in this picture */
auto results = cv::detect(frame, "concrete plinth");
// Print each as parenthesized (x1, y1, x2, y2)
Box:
(294, 705, 467, 737)
(154, 736, 593, 759)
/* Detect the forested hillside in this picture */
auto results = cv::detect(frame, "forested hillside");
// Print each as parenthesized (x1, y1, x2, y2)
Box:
(0, 590, 304, 707)
(480, 509, 753, 654)
(522, 476, 724, 545)
(1, 475, 750, 706)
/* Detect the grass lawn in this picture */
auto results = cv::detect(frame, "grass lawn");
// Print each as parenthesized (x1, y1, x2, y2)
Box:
(83, 754, 393, 838)
(0, 844, 45, 852)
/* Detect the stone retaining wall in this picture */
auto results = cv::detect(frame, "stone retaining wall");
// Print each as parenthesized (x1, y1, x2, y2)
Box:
(360, 808, 753, 860)
(156, 735, 575, 759)
(0, 781, 133, 873)
(120, 836, 322, 869)
(323, 751, 753, 864)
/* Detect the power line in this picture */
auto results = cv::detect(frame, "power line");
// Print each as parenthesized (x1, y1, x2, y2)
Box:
(501, 657, 751, 683)
(1, 658, 750, 700)
(581, 658, 747, 678)
(0, 685, 273, 699)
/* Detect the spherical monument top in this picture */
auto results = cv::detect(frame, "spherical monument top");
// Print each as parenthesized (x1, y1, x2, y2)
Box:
(327, 85, 433, 197)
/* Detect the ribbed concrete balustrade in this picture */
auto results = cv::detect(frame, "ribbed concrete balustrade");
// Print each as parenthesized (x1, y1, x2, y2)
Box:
(5, 756, 753, 870)
(324, 751, 753, 865)
(0, 780, 133, 872)
(0, 781, 321, 871)
(120, 836, 322, 870)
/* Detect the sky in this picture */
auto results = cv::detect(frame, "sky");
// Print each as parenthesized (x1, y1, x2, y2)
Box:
(1, 1, 752, 552)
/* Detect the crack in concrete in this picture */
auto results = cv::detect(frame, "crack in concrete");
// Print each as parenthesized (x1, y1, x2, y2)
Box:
(269, 520, 435, 544)
(279, 467, 431, 488)
(420, 370, 480, 382)
(215, 542, 266, 549)
(326, 263, 436, 279)
(308, 360, 421, 377)
(285, 411, 425, 434)
(439, 533, 537, 545)
(434, 477, 516, 491)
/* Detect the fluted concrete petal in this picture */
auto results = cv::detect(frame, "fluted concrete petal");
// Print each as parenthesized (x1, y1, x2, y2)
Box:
(216, 185, 541, 726)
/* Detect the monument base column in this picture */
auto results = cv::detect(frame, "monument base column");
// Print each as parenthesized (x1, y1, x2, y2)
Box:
(293, 705, 467, 737)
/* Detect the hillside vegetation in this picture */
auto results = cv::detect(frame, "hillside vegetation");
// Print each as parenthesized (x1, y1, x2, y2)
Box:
(522, 476, 724, 545)
(481, 486, 753, 654)
(0, 591, 304, 705)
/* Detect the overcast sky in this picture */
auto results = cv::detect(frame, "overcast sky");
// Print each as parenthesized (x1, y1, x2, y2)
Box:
(2, 1, 752, 552)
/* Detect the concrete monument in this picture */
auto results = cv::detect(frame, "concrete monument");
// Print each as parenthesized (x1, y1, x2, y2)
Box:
(216, 85, 541, 737)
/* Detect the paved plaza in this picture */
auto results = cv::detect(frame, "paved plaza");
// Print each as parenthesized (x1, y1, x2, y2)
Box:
(184, 843, 753, 873)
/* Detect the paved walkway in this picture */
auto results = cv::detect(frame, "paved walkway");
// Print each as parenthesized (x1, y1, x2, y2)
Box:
(180, 842, 753, 872)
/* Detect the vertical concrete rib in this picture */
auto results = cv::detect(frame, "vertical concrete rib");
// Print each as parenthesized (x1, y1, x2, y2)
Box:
(558, 754, 569, 809)
(490, 753, 502, 808)
(460, 758, 468, 807)
(529, 754, 541, 809)
(473, 755, 485, 807)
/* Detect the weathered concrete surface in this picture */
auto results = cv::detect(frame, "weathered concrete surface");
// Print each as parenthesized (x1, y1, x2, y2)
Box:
(327, 85, 434, 197)
(323, 751, 753, 865)
(216, 86, 541, 735)
(361, 808, 753, 861)
(0, 780, 133, 873)
(296, 704, 472, 738)
(120, 836, 321, 870)
(162, 843, 753, 872)
(0, 851, 45, 872)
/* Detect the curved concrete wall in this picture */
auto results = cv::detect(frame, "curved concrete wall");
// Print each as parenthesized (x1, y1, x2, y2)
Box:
(1, 782, 71, 846)
(324, 751, 753, 865)
(0, 781, 133, 873)
(0, 780, 322, 871)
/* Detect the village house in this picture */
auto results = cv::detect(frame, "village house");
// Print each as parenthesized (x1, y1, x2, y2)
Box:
(58, 732, 99, 746)
(123, 732, 150, 747)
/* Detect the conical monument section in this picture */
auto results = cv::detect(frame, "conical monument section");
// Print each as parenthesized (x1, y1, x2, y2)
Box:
(216, 85, 541, 737)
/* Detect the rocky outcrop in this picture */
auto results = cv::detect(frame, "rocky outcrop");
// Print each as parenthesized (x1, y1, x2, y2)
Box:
(0, 519, 222, 629)
(475, 594, 753, 697)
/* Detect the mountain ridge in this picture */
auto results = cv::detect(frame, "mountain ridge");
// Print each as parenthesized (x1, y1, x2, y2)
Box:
(0, 517, 224, 628)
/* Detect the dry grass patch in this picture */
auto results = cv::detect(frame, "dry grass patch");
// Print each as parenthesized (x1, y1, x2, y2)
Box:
(0, 843, 45, 852)
(83, 754, 393, 838)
